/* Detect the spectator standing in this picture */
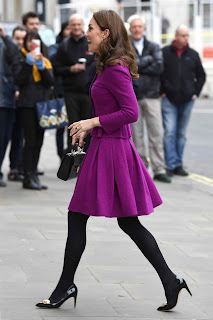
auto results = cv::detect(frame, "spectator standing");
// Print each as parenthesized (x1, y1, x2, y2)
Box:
(22, 11, 46, 176)
(12, 26, 27, 48)
(0, 25, 17, 187)
(161, 24, 206, 176)
(48, 22, 71, 161)
(161, 14, 170, 44)
(13, 30, 54, 190)
(129, 15, 171, 183)
(22, 11, 39, 32)
(7, 26, 27, 182)
(53, 14, 94, 151)
(48, 22, 71, 59)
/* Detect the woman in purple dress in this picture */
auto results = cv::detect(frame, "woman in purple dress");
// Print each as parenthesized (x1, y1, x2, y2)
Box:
(36, 10, 191, 312)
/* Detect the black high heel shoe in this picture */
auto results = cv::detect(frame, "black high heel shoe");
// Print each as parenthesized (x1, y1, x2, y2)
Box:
(158, 276, 192, 311)
(36, 284, 78, 309)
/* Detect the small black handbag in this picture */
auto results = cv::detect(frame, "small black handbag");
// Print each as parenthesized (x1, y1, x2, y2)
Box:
(57, 144, 86, 181)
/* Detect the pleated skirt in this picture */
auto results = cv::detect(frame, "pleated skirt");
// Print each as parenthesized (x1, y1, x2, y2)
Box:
(68, 137, 162, 218)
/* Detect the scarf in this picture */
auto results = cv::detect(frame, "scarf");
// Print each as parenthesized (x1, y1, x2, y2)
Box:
(21, 47, 52, 82)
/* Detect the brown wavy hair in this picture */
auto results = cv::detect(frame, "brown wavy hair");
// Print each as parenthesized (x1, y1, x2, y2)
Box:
(93, 10, 139, 79)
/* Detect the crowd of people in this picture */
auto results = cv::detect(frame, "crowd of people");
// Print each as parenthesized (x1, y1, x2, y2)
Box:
(0, 11, 206, 189)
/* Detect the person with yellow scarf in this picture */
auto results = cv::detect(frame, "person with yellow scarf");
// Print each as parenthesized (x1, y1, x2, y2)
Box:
(13, 30, 54, 190)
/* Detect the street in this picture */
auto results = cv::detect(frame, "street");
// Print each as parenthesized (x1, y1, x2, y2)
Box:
(0, 98, 213, 320)
(185, 98, 213, 179)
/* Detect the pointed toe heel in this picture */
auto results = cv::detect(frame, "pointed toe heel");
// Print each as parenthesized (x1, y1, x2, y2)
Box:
(36, 284, 78, 309)
(157, 276, 192, 312)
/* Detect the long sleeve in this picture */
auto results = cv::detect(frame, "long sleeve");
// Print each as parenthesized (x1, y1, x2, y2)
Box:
(53, 42, 71, 76)
(194, 53, 206, 96)
(99, 66, 139, 135)
(3, 36, 18, 64)
(13, 53, 32, 87)
(40, 68, 54, 88)
(138, 44, 164, 76)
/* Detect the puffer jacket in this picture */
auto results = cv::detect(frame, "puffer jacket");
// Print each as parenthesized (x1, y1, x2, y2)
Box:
(13, 50, 54, 108)
(132, 36, 164, 99)
(0, 36, 17, 108)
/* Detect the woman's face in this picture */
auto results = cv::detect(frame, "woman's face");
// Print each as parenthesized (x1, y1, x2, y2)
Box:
(85, 17, 106, 53)
(26, 38, 33, 51)
(63, 25, 71, 38)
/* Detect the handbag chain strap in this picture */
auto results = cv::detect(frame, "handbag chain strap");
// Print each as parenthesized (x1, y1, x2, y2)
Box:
(67, 145, 85, 156)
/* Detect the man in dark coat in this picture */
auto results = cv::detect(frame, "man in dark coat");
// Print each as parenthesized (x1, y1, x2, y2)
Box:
(7, 26, 27, 182)
(53, 14, 94, 151)
(128, 15, 171, 183)
(0, 24, 18, 187)
(161, 24, 206, 176)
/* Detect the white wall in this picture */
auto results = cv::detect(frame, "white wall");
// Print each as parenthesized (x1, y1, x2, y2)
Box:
(21, 0, 35, 15)
(0, 0, 3, 20)
(46, 0, 57, 27)
(159, 0, 189, 35)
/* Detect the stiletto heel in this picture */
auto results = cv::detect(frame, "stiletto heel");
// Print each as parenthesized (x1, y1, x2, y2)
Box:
(36, 284, 78, 309)
(157, 276, 192, 312)
(73, 294, 77, 308)
(184, 281, 192, 296)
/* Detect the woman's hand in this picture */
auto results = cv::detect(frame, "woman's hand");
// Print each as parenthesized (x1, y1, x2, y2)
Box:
(69, 117, 101, 147)
(72, 131, 89, 147)
(29, 50, 37, 59)
(0, 25, 6, 38)
(69, 117, 100, 136)
(70, 63, 85, 73)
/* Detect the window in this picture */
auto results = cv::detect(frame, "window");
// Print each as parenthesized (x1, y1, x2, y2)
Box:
(203, 3, 211, 27)
(189, 4, 194, 28)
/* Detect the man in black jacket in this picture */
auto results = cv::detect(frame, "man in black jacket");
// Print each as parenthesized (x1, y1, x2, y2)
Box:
(129, 15, 171, 183)
(53, 14, 94, 151)
(0, 24, 18, 187)
(161, 24, 206, 176)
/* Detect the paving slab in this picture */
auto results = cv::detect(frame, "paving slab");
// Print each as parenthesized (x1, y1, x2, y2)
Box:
(1, 112, 213, 319)
(107, 298, 208, 319)
(0, 298, 118, 318)
(42, 318, 157, 320)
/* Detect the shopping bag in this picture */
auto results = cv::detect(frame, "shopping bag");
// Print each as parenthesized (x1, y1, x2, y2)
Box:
(36, 97, 69, 129)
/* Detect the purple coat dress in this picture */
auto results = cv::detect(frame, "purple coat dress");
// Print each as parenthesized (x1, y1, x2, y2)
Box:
(68, 64, 162, 218)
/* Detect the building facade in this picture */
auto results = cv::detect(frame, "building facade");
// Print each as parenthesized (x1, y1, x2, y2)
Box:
(1, 0, 212, 97)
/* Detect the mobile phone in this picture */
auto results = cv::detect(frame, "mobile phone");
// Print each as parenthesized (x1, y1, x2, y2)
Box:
(32, 39, 41, 55)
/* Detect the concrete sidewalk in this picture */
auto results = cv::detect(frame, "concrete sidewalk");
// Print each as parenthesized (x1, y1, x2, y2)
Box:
(0, 130, 213, 320)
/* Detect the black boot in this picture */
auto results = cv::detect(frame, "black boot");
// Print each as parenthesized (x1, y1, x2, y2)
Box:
(23, 172, 42, 190)
(33, 173, 48, 190)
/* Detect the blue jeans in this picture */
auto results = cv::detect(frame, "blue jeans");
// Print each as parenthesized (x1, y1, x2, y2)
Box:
(161, 97, 194, 170)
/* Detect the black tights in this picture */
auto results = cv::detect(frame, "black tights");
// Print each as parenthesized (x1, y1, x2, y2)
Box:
(50, 211, 175, 302)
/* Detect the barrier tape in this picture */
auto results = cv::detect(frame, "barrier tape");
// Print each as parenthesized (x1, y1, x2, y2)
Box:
(161, 32, 213, 39)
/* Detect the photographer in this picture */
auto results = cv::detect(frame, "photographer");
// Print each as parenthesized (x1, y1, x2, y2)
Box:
(13, 30, 54, 190)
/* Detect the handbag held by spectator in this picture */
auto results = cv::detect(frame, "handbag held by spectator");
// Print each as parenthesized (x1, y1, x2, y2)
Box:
(36, 93, 68, 129)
